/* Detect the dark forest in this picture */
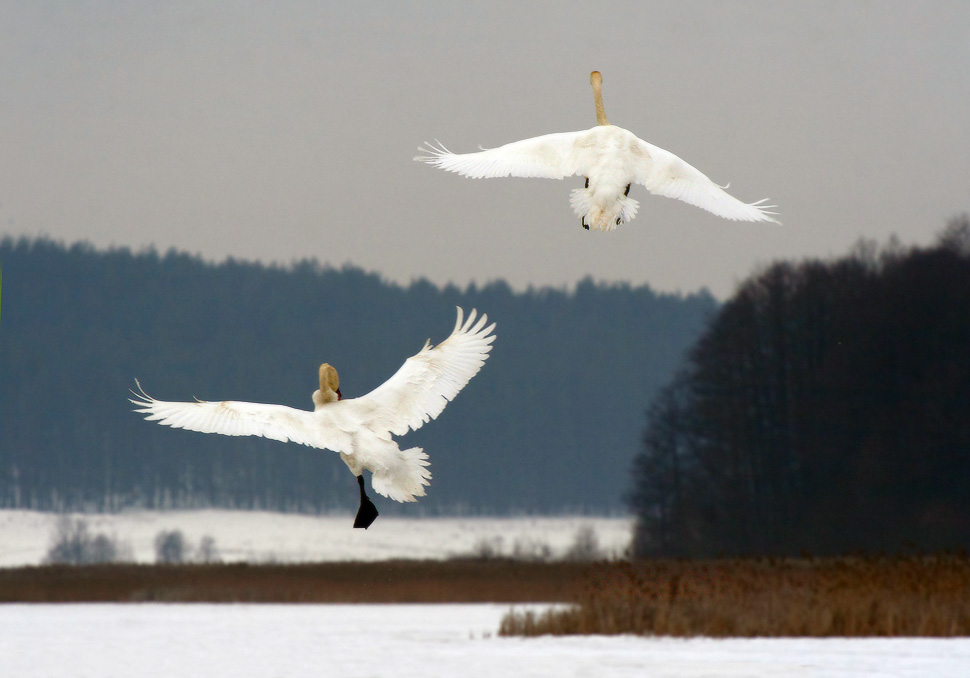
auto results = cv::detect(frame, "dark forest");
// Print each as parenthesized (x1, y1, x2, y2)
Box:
(0, 237, 713, 515)
(629, 218, 970, 556)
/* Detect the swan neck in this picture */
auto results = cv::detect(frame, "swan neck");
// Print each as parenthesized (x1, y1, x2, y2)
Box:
(315, 363, 341, 407)
(590, 71, 609, 126)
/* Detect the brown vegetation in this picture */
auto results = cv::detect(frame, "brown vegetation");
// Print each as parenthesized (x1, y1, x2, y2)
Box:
(500, 554, 970, 637)
(0, 559, 590, 604)
(6, 554, 969, 638)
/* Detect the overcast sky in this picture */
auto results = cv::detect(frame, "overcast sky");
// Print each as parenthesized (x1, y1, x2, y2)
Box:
(2, 1, 968, 298)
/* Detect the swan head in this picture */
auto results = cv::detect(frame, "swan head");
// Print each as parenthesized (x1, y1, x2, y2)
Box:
(590, 71, 609, 126)
(313, 363, 341, 408)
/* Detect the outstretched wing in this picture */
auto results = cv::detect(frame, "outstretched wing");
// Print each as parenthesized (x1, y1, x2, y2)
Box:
(346, 307, 496, 437)
(415, 131, 593, 180)
(633, 138, 780, 223)
(129, 382, 336, 451)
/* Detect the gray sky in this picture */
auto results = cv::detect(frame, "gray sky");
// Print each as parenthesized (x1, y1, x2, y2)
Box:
(2, 1, 968, 298)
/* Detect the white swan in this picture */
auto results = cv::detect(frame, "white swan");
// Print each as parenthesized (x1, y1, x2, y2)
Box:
(416, 71, 779, 231)
(130, 308, 496, 529)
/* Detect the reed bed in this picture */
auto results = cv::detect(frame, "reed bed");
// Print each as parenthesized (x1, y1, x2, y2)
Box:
(0, 559, 590, 604)
(499, 555, 970, 637)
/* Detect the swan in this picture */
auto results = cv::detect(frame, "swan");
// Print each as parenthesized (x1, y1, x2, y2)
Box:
(416, 71, 780, 231)
(130, 307, 496, 529)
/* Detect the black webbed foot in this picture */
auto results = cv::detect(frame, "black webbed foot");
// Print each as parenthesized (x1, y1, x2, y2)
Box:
(353, 475, 379, 529)
(354, 495, 379, 529)
(582, 216, 589, 230)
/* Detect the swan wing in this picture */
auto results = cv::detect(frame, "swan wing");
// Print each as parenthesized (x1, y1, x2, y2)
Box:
(633, 138, 780, 223)
(415, 131, 593, 180)
(345, 307, 496, 437)
(129, 382, 346, 452)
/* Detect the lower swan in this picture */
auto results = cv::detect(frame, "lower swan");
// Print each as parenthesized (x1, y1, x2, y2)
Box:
(130, 307, 496, 528)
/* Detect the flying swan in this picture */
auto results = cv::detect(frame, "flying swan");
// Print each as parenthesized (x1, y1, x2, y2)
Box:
(416, 71, 779, 231)
(130, 307, 496, 529)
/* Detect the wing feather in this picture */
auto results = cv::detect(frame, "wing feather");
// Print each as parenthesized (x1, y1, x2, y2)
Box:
(415, 132, 593, 180)
(347, 307, 496, 436)
(131, 307, 496, 455)
(633, 138, 781, 223)
(129, 381, 326, 450)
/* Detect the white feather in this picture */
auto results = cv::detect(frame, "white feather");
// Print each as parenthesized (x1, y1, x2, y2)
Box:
(416, 125, 779, 230)
(130, 307, 496, 503)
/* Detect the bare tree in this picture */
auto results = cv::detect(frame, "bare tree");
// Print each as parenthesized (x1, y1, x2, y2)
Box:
(194, 535, 220, 563)
(44, 516, 127, 565)
(563, 525, 603, 562)
(154, 529, 187, 564)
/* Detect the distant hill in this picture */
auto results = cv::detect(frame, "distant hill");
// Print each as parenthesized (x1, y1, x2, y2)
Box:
(0, 237, 716, 514)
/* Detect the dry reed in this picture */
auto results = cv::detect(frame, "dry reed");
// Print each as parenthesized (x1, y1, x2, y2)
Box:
(499, 555, 970, 637)
(0, 559, 590, 604)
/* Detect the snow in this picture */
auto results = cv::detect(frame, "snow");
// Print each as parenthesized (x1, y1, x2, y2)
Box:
(6, 510, 967, 676)
(0, 510, 634, 566)
(1, 603, 968, 678)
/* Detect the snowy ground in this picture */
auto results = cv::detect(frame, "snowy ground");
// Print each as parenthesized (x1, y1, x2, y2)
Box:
(2, 604, 969, 678)
(0, 510, 634, 566)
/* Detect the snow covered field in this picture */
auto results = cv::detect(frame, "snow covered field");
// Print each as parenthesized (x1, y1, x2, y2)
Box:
(2, 603, 969, 678)
(0, 510, 634, 567)
(4, 512, 969, 676)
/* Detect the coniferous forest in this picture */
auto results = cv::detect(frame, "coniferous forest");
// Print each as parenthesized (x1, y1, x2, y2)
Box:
(5, 218, 966, 557)
(0, 237, 715, 515)
(629, 218, 970, 556)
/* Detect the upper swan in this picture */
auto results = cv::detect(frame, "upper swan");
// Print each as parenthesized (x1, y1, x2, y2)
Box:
(416, 71, 779, 231)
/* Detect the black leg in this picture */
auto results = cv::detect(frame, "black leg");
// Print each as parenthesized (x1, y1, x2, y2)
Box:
(584, 177, 589, 188)
(353, 475, 379, 529)
(624, 184, 631, 196)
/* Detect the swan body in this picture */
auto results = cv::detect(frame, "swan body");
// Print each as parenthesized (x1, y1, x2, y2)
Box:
(131, 307, 496, 527)
(416, 71, 779, 231)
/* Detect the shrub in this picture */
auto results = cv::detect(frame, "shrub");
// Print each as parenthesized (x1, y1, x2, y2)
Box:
(154, 529, 187, 564)
(511, 537, 553, 562)
(563, 525, 603, 562)
(44, 516, 129, 565)
(195, 535, 221, 563)
(470, 536, 505, 560)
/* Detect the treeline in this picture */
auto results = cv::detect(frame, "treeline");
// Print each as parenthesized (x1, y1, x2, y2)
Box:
(629, 218, 970, 557)
(0, 237, 714, 514)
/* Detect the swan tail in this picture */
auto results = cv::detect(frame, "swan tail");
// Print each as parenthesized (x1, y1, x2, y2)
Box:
(569, 187, 591, 223)
(371, 447, 431, 503)
(570, 189, 638, 232)
(619, 195, 639, 225)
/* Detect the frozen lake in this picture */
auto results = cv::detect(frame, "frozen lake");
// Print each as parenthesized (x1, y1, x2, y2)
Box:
(2, 604, 969, 678)
(0, 510, 634, 567)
